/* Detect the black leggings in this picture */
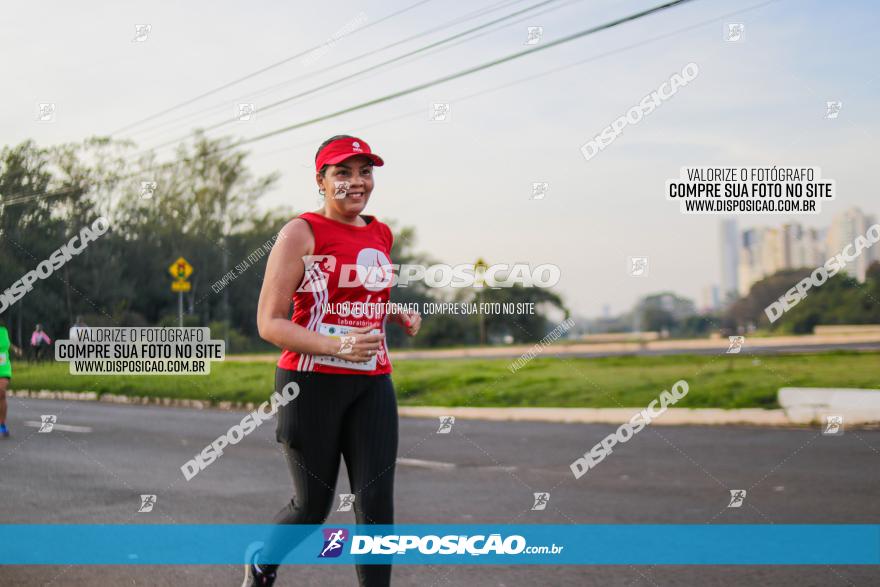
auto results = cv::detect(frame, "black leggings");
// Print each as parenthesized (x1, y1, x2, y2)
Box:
(262, 368, 399, 586)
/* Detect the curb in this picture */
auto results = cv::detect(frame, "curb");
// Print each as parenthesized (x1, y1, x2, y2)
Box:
(12, 389, 876, 428)
(0, 389, 844, 427)
(778, 387, 880, 425)
(11, 389, 257, 412)
(397, 406, 796, 427)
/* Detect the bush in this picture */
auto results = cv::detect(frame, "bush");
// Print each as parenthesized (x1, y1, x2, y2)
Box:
(159, 313, 202, 328)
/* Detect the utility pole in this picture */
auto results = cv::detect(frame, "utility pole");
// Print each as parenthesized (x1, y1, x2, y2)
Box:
(169, 257, 193, 326)
(474, 258, 488, 345)
(221, 197, 230, 352)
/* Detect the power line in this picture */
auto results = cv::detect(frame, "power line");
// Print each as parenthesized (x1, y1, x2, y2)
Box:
(108, 0, 436, 136)
(204, 0, 583, 155)
(122, 0, 532, 143)
(154, 0, 582, 159)
(227, 0, 585, 134)
(2, 0, 581, 209)
(3, 0, 705, 209)
(251, 0, 782, 165)
(228, 0, 698, 149)
(136, 0, 569, 156)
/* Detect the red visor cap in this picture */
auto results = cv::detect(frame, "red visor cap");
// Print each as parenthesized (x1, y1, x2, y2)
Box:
(315, 137, 385, 172)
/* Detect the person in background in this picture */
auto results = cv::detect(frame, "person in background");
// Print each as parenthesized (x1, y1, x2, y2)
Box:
(0, 322, 22, 438)
(69, 316, 88, 342)
(30, 324, 52, 362)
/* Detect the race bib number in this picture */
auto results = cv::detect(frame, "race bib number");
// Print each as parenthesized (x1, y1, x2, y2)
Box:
(313, 323, 380, 371)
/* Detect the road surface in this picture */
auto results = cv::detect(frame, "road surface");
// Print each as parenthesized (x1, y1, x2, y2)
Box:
(1, 397, 878, 586)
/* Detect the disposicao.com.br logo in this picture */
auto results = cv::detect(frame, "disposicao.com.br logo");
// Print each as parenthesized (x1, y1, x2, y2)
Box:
(319, 528, 349, 558)
(320, 531, 563, 557)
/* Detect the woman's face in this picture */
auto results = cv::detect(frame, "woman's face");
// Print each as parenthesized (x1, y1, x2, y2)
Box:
(318, 155, 374, 216)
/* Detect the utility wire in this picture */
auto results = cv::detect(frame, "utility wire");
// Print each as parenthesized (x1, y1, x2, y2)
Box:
(137, 0, 569, 155)
(108, 0, 436, 135)
(229, 0, 697, 149)
(3, 0, 701, 208)
(123, 0, 531, 143)
(252, 0, 782, 165)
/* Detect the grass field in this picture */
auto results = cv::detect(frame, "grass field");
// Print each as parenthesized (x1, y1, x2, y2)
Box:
(8, 351, 879, 409)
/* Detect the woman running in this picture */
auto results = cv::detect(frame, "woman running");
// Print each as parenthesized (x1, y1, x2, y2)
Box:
(246, 135, 420, 587)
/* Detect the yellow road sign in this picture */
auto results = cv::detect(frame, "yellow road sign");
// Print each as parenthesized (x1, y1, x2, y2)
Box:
(169, 257, 193, 280)
(171, 279, 191, 292)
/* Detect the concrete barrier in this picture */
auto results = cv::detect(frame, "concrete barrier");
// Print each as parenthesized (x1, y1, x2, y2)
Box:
(814, 324, 880, 335)
(398, 406, 789, 426)
(778, 387, 880, 424)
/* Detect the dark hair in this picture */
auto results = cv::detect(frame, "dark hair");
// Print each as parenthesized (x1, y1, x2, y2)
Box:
(315, 134, 356, 177)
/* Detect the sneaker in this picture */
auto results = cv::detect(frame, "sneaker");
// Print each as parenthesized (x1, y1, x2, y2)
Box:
(242, 562, 276, 587)
(0, 424, 9, 438)
(242, 544, 276, 587)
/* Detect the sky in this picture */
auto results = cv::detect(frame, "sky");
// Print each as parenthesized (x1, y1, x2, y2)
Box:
(3, 0, 878, 317)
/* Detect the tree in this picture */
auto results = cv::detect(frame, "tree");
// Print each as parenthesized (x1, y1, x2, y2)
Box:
(724, 266, 880, 333)
(0, 134, 281, 349)
(478, 284, 568, 343)
(0, 141, 75, 346)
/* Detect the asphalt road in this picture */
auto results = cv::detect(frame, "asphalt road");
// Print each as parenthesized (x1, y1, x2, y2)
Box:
(1, 397, 878, 586)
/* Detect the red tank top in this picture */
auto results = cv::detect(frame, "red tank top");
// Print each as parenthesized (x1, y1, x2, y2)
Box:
(277, 211, 394, 375)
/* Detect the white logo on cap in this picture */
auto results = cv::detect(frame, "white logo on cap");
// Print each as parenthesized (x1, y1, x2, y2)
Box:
(352, 141, 363, 152)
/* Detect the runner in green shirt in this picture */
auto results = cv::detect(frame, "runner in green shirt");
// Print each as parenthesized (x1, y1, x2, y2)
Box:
(0, 324, 15, 437)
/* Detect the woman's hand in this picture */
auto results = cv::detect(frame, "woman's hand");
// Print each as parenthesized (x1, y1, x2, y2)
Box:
(397, 310, 421, 336)
(329, 325, 384, 363)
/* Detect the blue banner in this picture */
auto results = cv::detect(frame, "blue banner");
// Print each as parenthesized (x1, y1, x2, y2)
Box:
(1, 525, 878, 565)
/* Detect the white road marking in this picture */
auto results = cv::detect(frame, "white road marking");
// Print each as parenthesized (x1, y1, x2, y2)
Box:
(24, 422, 92, 433)
(396, 458, 518, 473)
(480, 465, 518, 472)
(397, 457, 456, 470)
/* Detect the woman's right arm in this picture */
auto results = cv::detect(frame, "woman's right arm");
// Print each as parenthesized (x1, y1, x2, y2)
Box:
(256, 218, 382, 362)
